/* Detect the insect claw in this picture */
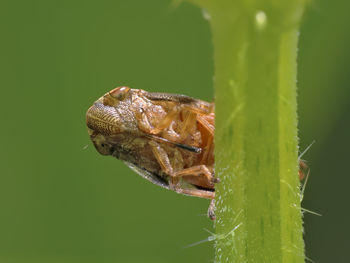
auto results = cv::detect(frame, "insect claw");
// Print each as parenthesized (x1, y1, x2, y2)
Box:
(208, 212, 216, 221)
(207, 199, 216, 220)
(213, 177, 220, 184)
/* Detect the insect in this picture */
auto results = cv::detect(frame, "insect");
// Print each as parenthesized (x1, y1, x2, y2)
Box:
(86, 86, 308, 220)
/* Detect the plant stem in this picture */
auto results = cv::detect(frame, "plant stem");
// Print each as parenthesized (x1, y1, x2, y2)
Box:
(186, 1, 307, 262)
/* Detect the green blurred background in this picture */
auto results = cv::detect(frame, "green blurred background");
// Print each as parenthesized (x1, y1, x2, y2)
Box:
(0, 0, 349, 262)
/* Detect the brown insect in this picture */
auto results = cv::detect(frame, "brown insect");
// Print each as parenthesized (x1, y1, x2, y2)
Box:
(86, 86, 307, 220)
(86, 87, 218, 216)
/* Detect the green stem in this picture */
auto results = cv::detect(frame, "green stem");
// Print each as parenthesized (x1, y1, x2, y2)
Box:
(185, 1, 306, 262)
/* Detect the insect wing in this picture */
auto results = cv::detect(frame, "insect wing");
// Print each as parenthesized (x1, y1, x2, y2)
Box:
(143, 91, 212, 113)
(123, 161, 170, 190)
(123, 161, 201, 194)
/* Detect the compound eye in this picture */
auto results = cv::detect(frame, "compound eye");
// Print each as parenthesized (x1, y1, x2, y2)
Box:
(103, 86, 130, 106)
(109, 86, 130, 101)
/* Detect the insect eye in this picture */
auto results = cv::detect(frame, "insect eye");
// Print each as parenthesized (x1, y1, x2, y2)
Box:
(109, 86, 130, 101)
(103, 86, 130, 106)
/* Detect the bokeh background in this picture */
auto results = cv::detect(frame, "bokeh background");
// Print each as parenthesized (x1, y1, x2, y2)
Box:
(0, 0, 349, 262)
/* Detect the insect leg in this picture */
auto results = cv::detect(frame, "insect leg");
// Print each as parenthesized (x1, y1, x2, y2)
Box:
(200, 136, 213, 164)
(134, 108, 154, 134)
(177, 110, 197, 141)
(197, 114, 214, 136)
(135, 105, 181, 135)
(149, 105, 181, 134)
(149, 141, 215, 199)
(173, 165, 219, 184)
(207, 199, 216, 220)
(149, 140, 174, 175)
(173, 188, 214, 199)
(148, 141, 180, 188)
(196, 113, 214, 164)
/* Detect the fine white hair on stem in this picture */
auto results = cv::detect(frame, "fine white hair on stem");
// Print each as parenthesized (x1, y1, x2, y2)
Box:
(298, 140, 315, 161)
(184, 223, 243, 248)
(300, 169, 310, 202)
(300, 166, 322, 217)
(185, 210, 243, 248)
(305, 254, 316, 263)
(301, 207, 322, 217)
